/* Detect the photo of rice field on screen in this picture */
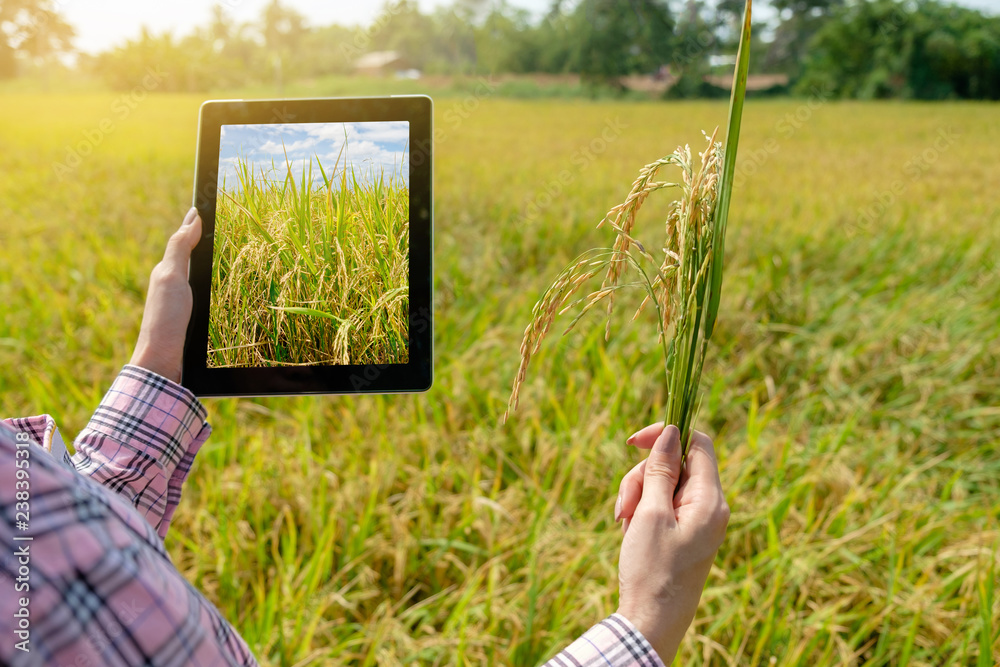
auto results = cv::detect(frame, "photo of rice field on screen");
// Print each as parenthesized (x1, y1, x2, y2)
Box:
(208, 121, 409, 368)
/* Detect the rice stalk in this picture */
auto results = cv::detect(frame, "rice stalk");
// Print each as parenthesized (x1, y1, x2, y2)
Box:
(505, 0, 752, 454)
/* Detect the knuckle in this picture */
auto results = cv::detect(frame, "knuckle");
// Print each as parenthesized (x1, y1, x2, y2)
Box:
(645, 466, 680, 489)
(691, 430, 717, 456)
(715, 500, 731, 528)
(167, 227, 195, 251)
(165, 234, 185, 252)
(639, 503, 674, 525)
(150, 262, 182, 284)
(707, 500, 731, 544)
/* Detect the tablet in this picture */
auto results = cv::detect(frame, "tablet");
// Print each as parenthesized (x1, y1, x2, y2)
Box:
(182, 96, 432, 397)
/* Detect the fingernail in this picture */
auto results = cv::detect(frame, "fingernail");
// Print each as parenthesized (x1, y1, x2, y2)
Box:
(626, 431, 639, 446)
(667, 427, 681, 454)
(614, 494, 622, 522)
(656, 424, 681, 454)
(183, 207, 198, 225)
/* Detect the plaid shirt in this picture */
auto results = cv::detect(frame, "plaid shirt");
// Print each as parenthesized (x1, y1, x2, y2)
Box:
(1, 365, 663, 667)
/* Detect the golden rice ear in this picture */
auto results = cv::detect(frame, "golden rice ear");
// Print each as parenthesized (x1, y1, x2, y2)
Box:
(505, 0, 751, 435)
(599, 153, 687, 341)
(504, 250, 615, 422)
(503, 145, 710, 423)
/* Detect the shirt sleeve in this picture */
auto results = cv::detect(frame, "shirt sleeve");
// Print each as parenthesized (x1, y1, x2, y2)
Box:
(542, 614, 666, 667)
(0, 417, 257, 667)
(70, 364, 211, 539)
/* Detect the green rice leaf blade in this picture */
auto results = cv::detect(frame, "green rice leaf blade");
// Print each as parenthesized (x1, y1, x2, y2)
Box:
(286, 227, 317, 275)
(705, 0, 752, 339)
(269, 305, 348, 324)
(221, 189, 277, 247)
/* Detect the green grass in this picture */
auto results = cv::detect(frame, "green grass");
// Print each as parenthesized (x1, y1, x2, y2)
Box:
(209, 152, 409, 368)
(0, 94, 998, 666)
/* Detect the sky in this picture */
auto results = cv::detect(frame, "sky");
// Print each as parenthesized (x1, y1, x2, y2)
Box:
(217, 120, 410, 191)
(62, 0, 514, 55)
(59, 0, 1000, 55)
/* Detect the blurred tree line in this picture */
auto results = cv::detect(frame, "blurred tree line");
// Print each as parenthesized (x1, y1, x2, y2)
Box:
(798, 0, 1000, 99)
(0, 0, 72, 79)
(1, 0, 998, 99)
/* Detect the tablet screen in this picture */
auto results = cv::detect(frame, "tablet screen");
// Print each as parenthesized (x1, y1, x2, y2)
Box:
(209, 120, 410, 369)
(185, 96, 432, 397)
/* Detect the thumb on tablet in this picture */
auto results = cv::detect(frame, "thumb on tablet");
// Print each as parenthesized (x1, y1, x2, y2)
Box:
(129, 207, 202, 383)
(163, 207, 202, 269)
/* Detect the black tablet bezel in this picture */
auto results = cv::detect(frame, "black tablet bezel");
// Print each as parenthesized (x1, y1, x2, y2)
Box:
(183, 96, 432, 397)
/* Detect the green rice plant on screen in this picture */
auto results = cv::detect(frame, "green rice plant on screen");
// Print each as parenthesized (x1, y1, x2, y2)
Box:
(505, 0, 752, 455)
(208, 135, 409, 368)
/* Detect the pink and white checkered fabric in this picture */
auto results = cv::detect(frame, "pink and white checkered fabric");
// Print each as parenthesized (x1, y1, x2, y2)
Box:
(1, 365, 662, 666)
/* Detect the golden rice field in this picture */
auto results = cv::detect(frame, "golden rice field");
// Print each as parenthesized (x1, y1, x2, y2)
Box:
(210, 153, 409, 368)
(0, 92, 998, 666)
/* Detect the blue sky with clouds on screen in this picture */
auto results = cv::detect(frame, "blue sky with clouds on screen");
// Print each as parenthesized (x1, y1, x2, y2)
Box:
(217, 121, 409, 190)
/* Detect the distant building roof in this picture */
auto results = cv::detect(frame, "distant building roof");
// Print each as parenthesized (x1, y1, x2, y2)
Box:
(624, 70, 791, 95)
(354, 51, 403, 70)
(703, 73, 790, 91)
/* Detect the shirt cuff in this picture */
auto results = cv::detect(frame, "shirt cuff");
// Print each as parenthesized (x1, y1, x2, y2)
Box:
(1, 414, 73, 470)
(544, 613, 666, 667)
(72, 364, 211, 538)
